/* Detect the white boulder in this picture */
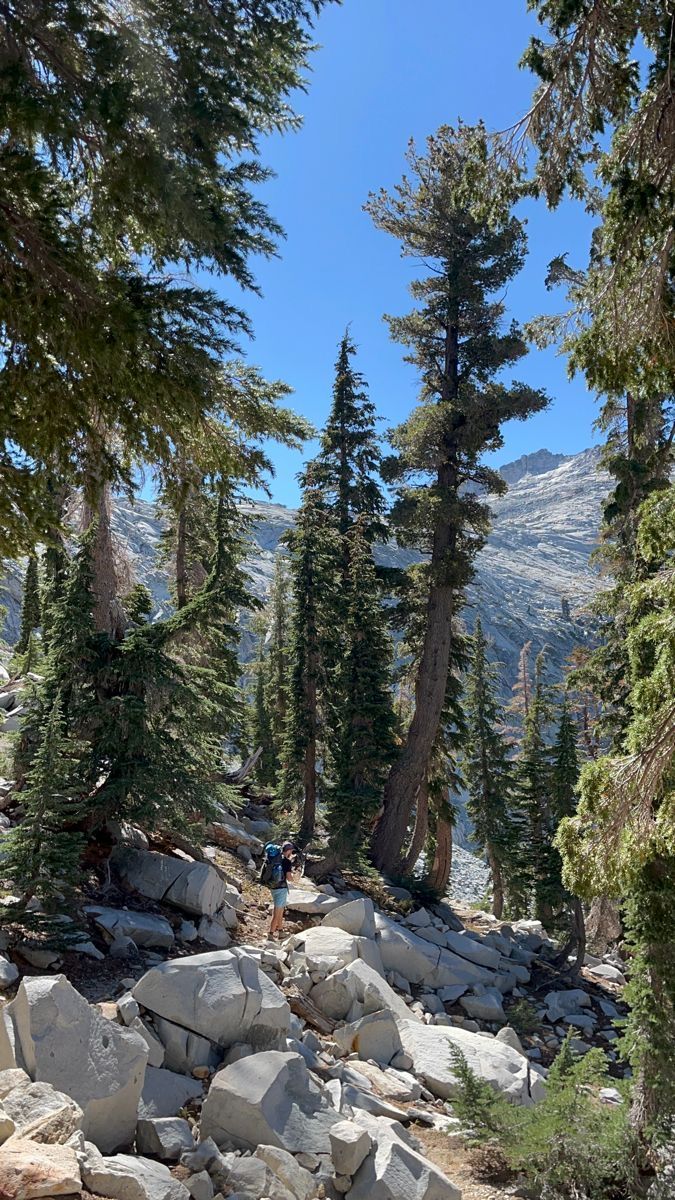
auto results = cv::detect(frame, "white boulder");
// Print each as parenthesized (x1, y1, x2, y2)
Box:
(399, 1019, 544, 1104)
(284, 888, 344, 915)
(329, 1119, 372, 1177)
(333, 1011, 402, 1067)
(200, 1050, 340, 1153)
(0, 956, 19, 990)
(322, 898, 376, 940)
(137, 1066, 202, 1119)
(86, 906, 175, 949)
(81, 1148, 189, 1200)
(152, 1016, 220, 1075)
(348, 1111, 460, 1200)
(311, 959, 413, 1025)
(2, 1079, 82, 1144)
(459, 988, 506, 1024)
(133, 949, 289, 1051)
(136, 1117, 194, 1159)
(8, 975, 147, 1152)
(112, 848, 226, 917)
(254, 1144, 317, 1200)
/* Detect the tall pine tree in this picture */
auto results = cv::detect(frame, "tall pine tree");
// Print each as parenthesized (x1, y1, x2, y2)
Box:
(280, 471, 336, 843)
(464, 618, 516, 918)
(325, 518, 396, 866)
(366, 124, 548, 872)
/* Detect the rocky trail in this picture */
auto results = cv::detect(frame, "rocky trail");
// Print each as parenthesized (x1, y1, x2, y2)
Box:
(0, 783, 631, 1200)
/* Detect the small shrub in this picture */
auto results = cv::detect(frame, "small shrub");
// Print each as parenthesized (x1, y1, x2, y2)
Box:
(507, 998, 541, 1036)
(448, 1036, 642, 1199)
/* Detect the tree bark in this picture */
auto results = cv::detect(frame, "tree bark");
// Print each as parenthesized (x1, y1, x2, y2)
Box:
(425, 808, 453, 896)
(487, 843, 504, 919)
(401, 779, 429, 875)
(81, 460, 126, 641)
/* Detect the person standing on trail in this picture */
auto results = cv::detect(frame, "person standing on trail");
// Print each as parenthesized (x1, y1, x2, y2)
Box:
(261, 840, 297, 940)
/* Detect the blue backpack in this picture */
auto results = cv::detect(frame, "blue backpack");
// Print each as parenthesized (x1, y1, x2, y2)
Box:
(260, 843, 285, 889)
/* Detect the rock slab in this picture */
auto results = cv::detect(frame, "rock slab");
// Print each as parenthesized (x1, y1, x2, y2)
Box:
(8, 975, 147, 1152)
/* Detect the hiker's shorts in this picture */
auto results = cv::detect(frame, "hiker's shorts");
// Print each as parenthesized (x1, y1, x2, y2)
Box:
(272, 887, 289, 909)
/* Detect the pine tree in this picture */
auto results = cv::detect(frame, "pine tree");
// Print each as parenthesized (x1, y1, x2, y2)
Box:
(508, 640, 533, 737)
(366, 124, 549, 872)
(325, 518, 396, 866)
(551, 698, 580, 824)
(558, 490, 675, 1129)
(265, 554, 291, 777)
(249, 634, 277, 790)
(15, 555, 41, 656)
(515, 2, 675, 1137)
(513, 651, 555, 922)
(280, 472, 337, 842)
(313, 330, 387, 548)
(3, 695, 86, 910)
(0, 1, 330, 556)
(464, 619, 516, 918)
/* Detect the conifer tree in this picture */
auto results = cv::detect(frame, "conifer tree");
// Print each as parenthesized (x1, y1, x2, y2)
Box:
(325, 518, 396, 865)
(280, 472, 336, 842)
(15, 556, 41, 656)
(464, 619, 516, 918)
(265, 554, 291, 775)
(3, 696, 86, 910)
(366, 124, 549, 871)
(313, 331, 387, 548)
(513, 651, 555, 921)
(0, 1, 331, 555)
(515, 2, 675, 1136)
(249, 635, 277, 790)
(551, 698, 580, 824)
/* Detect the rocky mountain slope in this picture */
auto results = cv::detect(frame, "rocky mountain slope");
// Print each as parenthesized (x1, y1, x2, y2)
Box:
(0, 801, 630, 1200)
(1, 448, 609, 690)
(104, 445, 608, 692)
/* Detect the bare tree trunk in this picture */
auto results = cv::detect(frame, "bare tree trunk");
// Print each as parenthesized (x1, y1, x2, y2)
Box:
(425, 808, 453, 896)
(401, 779, 429, 875)
(571, 896, 586, 972)
(487, 843, 504, 918)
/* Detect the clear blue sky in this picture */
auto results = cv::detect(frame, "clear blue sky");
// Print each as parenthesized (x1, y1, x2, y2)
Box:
(226, 0, 599, 508)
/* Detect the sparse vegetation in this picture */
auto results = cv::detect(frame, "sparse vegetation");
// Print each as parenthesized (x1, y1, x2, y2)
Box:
(449, 1039, 642, 1199)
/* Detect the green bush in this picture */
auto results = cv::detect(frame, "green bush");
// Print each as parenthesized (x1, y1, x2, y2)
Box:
(448, 1037, 643, 1199)
(506, 998, 541, 1036)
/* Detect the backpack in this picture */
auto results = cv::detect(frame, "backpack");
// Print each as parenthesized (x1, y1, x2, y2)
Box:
(259, 843, 285, 890)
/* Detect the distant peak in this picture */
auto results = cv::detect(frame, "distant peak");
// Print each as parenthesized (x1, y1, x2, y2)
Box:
(498, 449, 572, 485)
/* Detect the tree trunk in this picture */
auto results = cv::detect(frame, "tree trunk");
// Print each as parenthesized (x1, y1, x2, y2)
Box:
(487, 843, 504, 918)
(571, 896, 586, 972)
(372, 478, 456, 870)
(401, 779, 429, 875)
(371, 315, 459, 874)
(81, 461, 126, 641)
(425, 806, 453, 895)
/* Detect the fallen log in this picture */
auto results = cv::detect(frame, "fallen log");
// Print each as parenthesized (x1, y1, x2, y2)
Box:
(284, 986, 336, 1036)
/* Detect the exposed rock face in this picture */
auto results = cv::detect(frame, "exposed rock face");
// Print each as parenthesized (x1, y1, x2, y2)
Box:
(6, 975, 147, 1153)
(200, 1050, 341, 1153)
(132, 949, 290, 1055)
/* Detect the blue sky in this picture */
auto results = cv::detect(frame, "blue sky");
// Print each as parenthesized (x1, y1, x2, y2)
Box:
(224, 0, 599, 508)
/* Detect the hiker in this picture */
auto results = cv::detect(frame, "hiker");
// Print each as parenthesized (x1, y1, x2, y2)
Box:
(260, 840, 297, 939)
